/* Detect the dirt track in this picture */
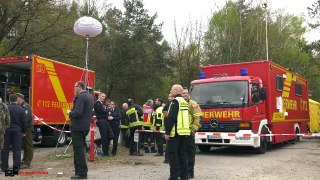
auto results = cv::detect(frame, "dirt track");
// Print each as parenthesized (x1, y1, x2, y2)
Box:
(2, 138, 320, 179)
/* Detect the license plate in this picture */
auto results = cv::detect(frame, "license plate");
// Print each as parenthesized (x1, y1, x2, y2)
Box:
(207, 135, 221, 139)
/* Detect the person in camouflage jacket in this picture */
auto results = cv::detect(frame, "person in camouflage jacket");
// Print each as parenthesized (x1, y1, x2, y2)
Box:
(0, 97, 10, 150)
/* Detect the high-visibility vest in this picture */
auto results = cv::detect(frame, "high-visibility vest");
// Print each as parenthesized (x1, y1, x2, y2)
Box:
(170, 97, 191, 137)
(154, 106, 165, 131)
(143, 106, 153, 127)
(126, 107, 143, 127)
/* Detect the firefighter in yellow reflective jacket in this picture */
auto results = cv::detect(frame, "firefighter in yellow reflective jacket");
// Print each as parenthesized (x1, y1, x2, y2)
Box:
(126, 99, 144, 156)
(182, 87, 202, 179)
(142, 100, 156, 153)
(153, 99, 165, 156)
(165, 84, 190, 180)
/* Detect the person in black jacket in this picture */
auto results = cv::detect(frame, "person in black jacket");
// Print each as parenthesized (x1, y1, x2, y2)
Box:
(163, 93, 174, 164)
(120, 103, 130, 148)
(94, 93, 114, 156)
(16, 93, 34, 169)
(1, 94, 27, 172)
(67, 81, 93, 179)
(106, 101, 121, 156)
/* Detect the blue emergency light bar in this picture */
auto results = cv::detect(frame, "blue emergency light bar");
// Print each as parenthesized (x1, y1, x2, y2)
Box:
(199, 71, 206, 79)
(240, 68, 248, 76)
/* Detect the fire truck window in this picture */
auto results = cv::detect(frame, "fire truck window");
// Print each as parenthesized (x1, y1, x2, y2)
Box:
(276, 75, 283, 92)
(295, 83, 302, 96)
(8, 73, 20, 84)
(189, 81, 248, 107)
(0, 83, 5, 102)
(251, 83, 260, 104)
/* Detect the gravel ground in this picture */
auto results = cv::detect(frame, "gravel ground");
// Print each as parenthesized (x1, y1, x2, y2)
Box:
(2, 138, 320, 180)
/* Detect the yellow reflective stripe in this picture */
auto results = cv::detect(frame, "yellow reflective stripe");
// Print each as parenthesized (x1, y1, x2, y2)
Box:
(120, 125, 129, 128)
(126, 108, 136, 115)
(192, 113, 202, 117)
(37, 58, 69, 120)
(130, 121, 143, 127)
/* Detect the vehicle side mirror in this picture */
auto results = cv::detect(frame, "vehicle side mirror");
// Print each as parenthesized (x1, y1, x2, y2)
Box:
(260, 87, 266, 100)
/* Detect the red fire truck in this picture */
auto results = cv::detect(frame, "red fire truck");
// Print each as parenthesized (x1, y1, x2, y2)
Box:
(0, 54, 95, 146)
(190, 60, 309, 154)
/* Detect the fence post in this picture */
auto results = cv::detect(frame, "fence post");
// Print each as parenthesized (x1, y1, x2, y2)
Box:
(90, 116, 96, 162)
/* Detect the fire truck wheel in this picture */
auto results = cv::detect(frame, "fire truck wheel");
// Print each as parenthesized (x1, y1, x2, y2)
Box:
(54, 131, 67, 147)
(254, 136, 267, 154)
(198, 145, 211, 152)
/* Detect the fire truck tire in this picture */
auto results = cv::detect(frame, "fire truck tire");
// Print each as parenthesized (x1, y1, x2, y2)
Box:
(198, 145, 211, 152)
(54, 131, 66, 147)
(254, 136, 267, 154)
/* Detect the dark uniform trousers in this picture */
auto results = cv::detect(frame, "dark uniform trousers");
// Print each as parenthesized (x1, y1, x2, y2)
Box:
(168, 135, 188, 180)
(186, 135, 196, 176)
(129, 125, 143, 154)
(71, 130, 88, 177)
(1, 127, 22, 171)
(22, 126, 34, 165)
(143, 126, 155, 151)
(108, 125, 120, 155)
(96, 119, 114, 155)
(121, 128, 130, 148)
(154, 132, 164, 155)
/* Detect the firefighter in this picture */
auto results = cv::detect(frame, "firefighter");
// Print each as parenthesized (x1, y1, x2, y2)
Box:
(1, 94, 27, 172)
(120, 103, 130, 148)
(182, 87, 202, 179)
(16, 93, 34, 169)
(153, 98, 165, 156)
(163, 93, 174, 164)
(142, 100, 156, 153)
(94, 93, 114, 156)
(126, 99, 144, 156)
(106, 101, 121, 156)
(165, 84, 190, 180)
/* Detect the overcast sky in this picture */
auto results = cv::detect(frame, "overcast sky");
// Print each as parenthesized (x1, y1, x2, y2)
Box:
(108, 0, 318, 42)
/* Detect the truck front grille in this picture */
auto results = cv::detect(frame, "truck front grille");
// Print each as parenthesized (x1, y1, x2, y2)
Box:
(200, 122, 240, 132)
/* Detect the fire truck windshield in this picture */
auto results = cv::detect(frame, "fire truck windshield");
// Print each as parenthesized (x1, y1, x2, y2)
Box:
(189, 81, 248, 108)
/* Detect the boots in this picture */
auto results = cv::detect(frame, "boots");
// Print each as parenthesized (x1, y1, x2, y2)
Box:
(144, 147, 150, 153)
(150, 147, 157, 153)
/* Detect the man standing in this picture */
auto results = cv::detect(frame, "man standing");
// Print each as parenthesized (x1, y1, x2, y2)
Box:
(142, 100, 156, 153)
(126, 99, 144, 156)
(94, 93, 113, 156)
(165, 84, 190, 180)
(163, 93, 174, 164)
(120, 103, 130, 148)
(16, 93, 33, 169)
(182, 87, 202, 179)
(153, 98, 165, 156)
(1, 94, 27, 172)
(0, 97, 10, 165)
(67, 81, 93, 179)
(107, 101, 121, 156)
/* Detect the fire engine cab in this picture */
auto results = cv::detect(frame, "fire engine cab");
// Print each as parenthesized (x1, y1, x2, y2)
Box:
(191, 60, 309, 154)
